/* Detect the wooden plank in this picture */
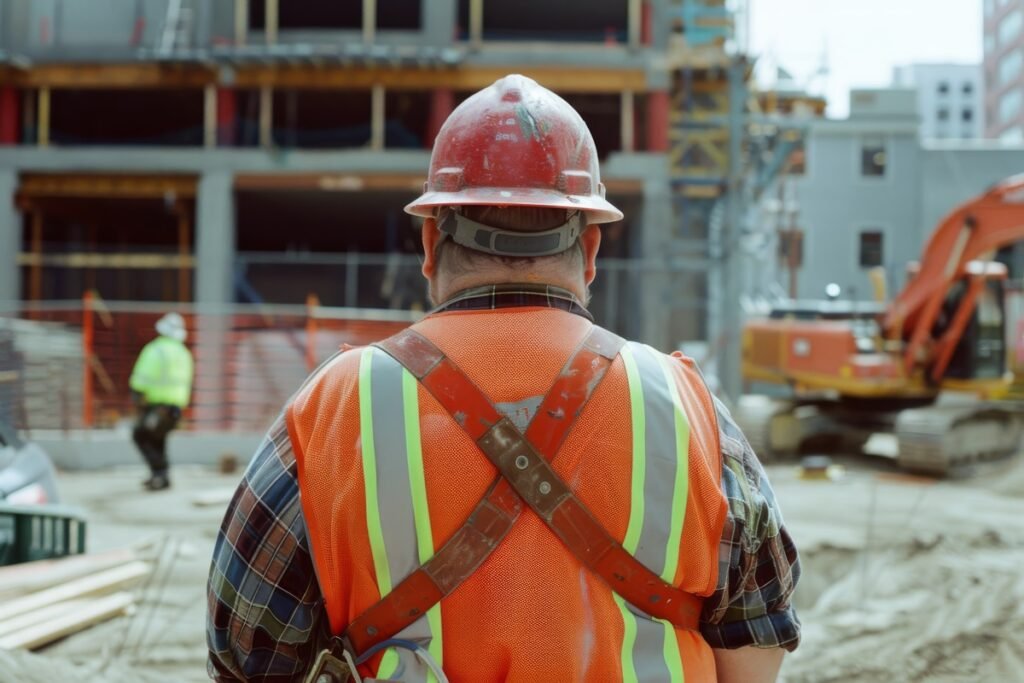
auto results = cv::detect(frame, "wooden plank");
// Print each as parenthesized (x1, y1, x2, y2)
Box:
(0, 598, 92, 638)
(6, 62, 647, 94)
(18, 173, 198, 200)
(0, 548, 135, 600)
(0, 592, 134, 650)
(10, 64, 214, 89)
(0, 561, 149, 623)
(233, 173, 643, 194)
(16, 252, 196, 269)
(232, 64, 648, 94)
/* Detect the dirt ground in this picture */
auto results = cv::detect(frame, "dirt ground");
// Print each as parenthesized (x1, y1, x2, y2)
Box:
(3, 454, 1024, 682)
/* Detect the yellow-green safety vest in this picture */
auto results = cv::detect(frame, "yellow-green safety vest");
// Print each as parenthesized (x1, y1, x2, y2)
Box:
(129, 336, 194, 408)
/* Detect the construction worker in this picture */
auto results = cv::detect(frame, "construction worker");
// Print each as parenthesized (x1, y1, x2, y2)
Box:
(129, 312, 194, 491)
(206, 75, 800, 682)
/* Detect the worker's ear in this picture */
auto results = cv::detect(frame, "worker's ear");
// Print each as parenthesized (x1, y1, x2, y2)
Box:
(580, 225, 601, 286)
(421, 217, 440, 280)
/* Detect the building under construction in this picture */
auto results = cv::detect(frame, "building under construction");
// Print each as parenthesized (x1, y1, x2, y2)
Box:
(0, 0, 803, 409)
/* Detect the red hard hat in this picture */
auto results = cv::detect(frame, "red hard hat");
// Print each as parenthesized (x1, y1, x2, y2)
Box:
(405, 74, 623, 225)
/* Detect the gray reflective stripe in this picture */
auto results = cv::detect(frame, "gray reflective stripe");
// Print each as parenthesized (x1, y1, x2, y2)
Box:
(630, 342, 680, 575)
(365, 348, 436, 682)
(621, 342, 688, 683)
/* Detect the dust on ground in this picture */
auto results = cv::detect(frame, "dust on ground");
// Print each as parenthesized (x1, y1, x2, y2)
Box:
(3, 456, 1024, 682)
(777, 456, 1024, 683)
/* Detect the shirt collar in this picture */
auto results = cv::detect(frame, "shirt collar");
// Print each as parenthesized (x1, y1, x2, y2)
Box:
(430, 284, 594, 321)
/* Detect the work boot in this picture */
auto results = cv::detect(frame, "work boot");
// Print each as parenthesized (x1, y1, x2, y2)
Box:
(144, 474, 171, 491)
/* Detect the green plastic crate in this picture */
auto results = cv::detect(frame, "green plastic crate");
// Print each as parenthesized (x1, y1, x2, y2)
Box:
(0, 502, 87, 567)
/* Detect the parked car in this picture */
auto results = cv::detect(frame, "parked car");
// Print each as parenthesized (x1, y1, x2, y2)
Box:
(0, 419, 60, 504)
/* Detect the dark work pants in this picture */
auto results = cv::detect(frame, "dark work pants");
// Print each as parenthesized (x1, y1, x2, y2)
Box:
(132, 405, 180, 476)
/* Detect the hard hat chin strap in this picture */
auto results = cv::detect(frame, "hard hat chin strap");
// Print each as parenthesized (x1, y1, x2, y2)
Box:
(437, 208, 584, 257)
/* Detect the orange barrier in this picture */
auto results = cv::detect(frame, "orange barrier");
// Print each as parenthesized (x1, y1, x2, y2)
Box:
(0, 295, 416, 433)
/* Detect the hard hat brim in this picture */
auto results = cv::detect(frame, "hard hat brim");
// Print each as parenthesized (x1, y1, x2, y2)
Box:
(404, 188, 624, 225)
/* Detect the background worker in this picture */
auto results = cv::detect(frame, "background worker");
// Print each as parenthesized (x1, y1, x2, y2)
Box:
(129, 311, 194, 492)
(207, 75, 800, 682)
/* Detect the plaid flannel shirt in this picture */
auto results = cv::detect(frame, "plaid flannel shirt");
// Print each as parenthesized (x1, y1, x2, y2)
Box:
(206, 286, 801, 682)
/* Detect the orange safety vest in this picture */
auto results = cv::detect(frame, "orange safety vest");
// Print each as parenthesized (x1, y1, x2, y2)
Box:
(287, 308, 728, 682)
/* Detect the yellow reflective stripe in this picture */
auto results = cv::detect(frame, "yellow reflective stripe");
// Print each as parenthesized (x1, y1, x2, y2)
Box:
(615, 594, 640, 683)
(655, 353, 690, 584)
(358, 348, 400, 679)
(620, 345, 646, 556)
(403, 370, 443, 682)
(661, 617, 686, 683)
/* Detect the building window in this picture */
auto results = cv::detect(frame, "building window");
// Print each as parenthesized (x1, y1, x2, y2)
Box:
(1000, 10, 1024, 46)
(999, 51, 1023, 86)
(1000, 89, 1023, 123)
(937, 81, 950, 96)
(860, 137, 888, 177)
(963, 108, 974, 122)
(937, 108, 950, 122)
(985, 0, 995, 16)
(963, 82, 975, 95)
(986, 33, 996, 55)
(859, 231, 884, 268)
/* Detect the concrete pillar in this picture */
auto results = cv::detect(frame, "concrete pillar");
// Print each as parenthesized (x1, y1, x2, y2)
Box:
(194, 172, 235, 429)
(0, 171, 20, 303)
(0, 87, 18, 145)
(195, 172, 235, 305)
(646, 90, 669, 153)
(424, 0, 457, 44)
(717, 60, 747, 401)
(639, 178, 673, 349)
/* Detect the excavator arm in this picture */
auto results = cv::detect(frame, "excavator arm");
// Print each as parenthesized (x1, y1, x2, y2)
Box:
(884, 175, 1024, 374)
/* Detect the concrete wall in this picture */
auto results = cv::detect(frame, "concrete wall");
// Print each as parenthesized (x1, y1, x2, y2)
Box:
(789, 123, 921, 301)
(919, 144, 1024, 229)
(0, 171, 17, 304)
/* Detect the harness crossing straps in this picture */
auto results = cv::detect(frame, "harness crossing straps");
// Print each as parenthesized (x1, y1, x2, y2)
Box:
(341, 326, 703, 658)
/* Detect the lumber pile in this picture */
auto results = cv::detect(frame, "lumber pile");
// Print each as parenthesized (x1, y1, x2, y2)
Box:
(0, 549, 149, 651)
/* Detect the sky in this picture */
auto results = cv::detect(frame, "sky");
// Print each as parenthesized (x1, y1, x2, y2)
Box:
(748, 0, 984, 117)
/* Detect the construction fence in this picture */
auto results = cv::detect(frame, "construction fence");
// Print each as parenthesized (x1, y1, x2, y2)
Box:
(0, 296, 415, 433)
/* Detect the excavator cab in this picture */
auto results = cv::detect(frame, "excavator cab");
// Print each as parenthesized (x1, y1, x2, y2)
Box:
(938, 276, 1007, 382)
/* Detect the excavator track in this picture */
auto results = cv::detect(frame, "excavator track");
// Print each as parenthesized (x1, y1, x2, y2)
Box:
(895, 403, 1024, 477)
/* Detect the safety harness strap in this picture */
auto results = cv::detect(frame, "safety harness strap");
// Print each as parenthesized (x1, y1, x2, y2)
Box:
(341, 326, 703, 658)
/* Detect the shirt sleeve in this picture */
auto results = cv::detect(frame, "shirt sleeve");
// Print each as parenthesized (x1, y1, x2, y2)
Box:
(206, 415, 327, 682)
(699, 397, 802, 651)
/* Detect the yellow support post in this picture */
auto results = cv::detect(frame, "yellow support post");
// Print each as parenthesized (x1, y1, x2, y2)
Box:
(370, 84, 385, 151)
(259, 86, 273, 148)
(265, 0, 278, 45)
(37, 87, 50, 148)
(203, 85, 217, 148)
(363, 0, 376, 45)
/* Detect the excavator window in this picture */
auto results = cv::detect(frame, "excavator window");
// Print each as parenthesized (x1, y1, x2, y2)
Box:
(941, 279, 1007, 380)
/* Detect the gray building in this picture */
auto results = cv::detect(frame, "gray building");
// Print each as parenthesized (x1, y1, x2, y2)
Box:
(893, 63, 984, 141)
(751, 86, 1024, 307)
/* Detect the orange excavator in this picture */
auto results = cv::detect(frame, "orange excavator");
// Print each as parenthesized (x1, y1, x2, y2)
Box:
(740, 175, 1024, 476)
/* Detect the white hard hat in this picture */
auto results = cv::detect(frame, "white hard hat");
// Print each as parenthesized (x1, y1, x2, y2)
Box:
(155, 312, 187, 342)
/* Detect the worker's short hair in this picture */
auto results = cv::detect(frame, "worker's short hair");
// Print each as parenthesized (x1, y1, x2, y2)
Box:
(432, 205, 586, 278)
